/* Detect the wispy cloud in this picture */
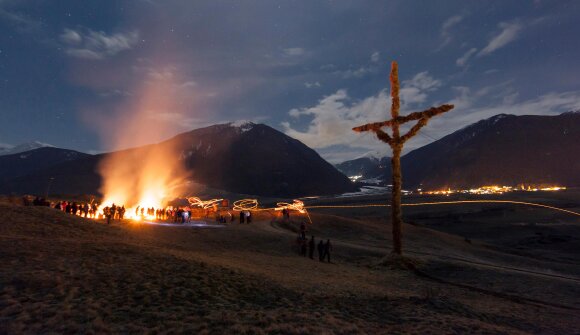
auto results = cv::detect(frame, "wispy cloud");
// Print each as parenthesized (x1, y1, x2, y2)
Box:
(478, 21, 523, 56)
(437, 14, 464, 50)
(0, 5, 42, 33)
(338, 66, 377, 79)
(456, 47, 478, 67)
(400, 72, 442, 106)
(304, 81, 321, 88)
(282, 47, 305, 56)
(60, 28, 140, 60)
(370, 51, 380, 63)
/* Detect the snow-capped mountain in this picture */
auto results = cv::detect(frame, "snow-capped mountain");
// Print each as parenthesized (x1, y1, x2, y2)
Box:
(0, 141, 55, 156)
(335, 154, 390, 184)
(402, 111, 580, 188)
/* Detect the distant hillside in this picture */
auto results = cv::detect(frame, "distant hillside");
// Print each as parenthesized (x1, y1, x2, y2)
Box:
(0, 147, 91, 184)
(170, 122, 357, 197)
(0, 122, 356, 197)
(402, 112, 580, 189)
(335, 156, 389, 184)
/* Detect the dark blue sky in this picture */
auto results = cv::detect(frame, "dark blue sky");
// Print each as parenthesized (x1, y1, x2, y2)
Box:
(1, 0, 579, 162)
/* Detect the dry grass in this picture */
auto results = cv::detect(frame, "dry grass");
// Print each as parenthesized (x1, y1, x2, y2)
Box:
(0, 202, 579, 334)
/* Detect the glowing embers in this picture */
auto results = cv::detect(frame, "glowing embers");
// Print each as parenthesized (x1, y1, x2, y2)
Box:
(187, 197, 223, 209)
(276, 200, 307, 214)
(231, 198, 312, 223)
(232, 199, 259, 211)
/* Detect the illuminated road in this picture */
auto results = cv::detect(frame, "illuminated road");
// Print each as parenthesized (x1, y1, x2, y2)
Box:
(304, 200, 580, 217)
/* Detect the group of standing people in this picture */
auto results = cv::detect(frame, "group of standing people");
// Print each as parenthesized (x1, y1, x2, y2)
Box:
(135, 206, 192, 223)
(56, 200, 101, 219)
(298, 221, 333, 262)
(102, 203, 126, 224)
(239, 210, 252, 223)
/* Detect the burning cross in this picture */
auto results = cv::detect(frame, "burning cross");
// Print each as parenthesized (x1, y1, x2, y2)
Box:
(353, 61, 454, 255)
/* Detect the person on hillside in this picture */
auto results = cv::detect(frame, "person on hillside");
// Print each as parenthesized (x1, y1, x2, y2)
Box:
(111, 204, 118, 220)
(318, 240, 325, 262)
(308, 236, 315, 260)
(324, 239, 333, 263)
(119, 206, 125, 220)
(300, 222, 306, 240)
(239, 211, 245, 224)
(104, 207, 111, 225)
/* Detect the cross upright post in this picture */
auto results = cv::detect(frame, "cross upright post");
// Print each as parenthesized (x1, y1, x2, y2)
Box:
(353, 61, 454, 255)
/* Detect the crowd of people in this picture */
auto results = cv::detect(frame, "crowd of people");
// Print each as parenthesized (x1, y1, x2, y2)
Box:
(55, 200, 102, 219)
(25, 194, 336, 261)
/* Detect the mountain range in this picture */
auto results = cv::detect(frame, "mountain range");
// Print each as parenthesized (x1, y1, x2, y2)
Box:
(335, 111, 580, 189)
(1, 112, 578, 197)
(0, 122, 356, 197)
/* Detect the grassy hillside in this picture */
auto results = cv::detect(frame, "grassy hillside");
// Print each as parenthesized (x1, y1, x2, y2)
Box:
(1, 197, 579, 333)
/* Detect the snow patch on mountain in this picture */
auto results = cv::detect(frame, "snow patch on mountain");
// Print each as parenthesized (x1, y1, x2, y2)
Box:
(229, 120, 255, 133)
(354, 149, 388, 162)
(0, 141, 55, 156)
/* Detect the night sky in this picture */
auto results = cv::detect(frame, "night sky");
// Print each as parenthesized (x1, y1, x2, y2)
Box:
(1, 0, 579, 162)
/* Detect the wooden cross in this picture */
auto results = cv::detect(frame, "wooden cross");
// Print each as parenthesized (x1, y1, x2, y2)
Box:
(353, 61, 454, 255)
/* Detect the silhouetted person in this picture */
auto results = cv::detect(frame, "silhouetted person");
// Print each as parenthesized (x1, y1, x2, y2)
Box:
(324, 239, 333, 263)
(72, 202, 78, 215)
(104, 207, 111, 225)
(300, 222, 306, 240)
(239, 211, 245, 224)
(318, 240, 324, 261)
(119, 206, 125, 220)
(308, 236, 315, 259)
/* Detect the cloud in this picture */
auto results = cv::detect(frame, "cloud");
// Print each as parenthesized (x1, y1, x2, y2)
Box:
(400, 72, 442, 106)
(333, 53, 382, 79)
(282, 47, 305, 56)
(283, 89, 389, 149)
(0, 142, 14, 150)
(60, 28, 140, 60)
(282, 71, 441, 151)
(0, 6, 41, 33)
(60, 28, 82, 44)
(339, 66, 376, 79)
(478, 21, 522, 56)
(284, 69, 580, 162)
(304, 81, 321, 88)
(456, 47, 477, 67)
(437, 14, 464, 49)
